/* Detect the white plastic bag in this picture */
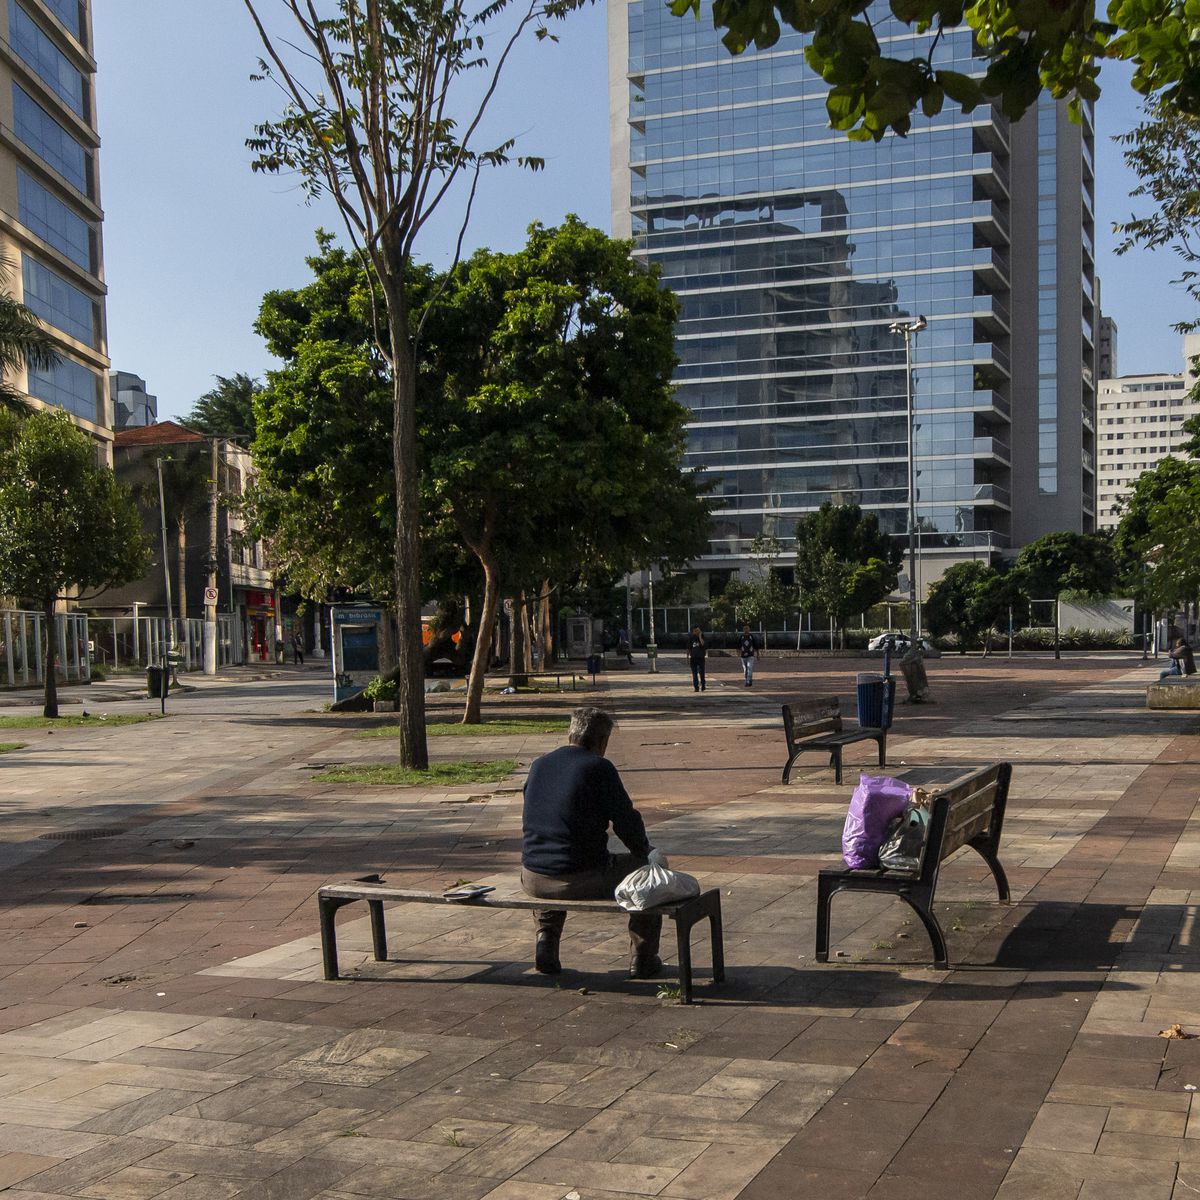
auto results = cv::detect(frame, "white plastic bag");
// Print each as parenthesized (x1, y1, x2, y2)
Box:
(615, 848, 700, 911)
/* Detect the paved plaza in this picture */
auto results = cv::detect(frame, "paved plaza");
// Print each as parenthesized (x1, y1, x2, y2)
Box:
(0, 652, 1198, 1199)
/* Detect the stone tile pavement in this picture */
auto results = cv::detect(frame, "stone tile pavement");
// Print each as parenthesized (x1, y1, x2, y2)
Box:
(0, 654, 1198, 1197)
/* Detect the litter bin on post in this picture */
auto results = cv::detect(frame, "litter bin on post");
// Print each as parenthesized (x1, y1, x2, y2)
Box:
(586, 654, 603, 682)
(856, 672, 895, 730)
(146, 665, 168, 699)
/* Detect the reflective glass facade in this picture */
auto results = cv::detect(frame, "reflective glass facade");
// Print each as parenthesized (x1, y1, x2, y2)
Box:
(614, 0, 1093, 562)
(22, 254, 97, 346)
(18, 165, 93, 269)
(40, 0, 82, 41)
(12, 83, 91, 195)
(28, 354, 98, 421)
(4, 0, 106, 439)
(9, 1, 86, 116)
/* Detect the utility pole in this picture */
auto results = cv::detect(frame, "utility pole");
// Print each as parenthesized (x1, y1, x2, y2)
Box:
(203, 438, 219, 675)
(647, 571, 658, 674)
(888, 315, 927, 644)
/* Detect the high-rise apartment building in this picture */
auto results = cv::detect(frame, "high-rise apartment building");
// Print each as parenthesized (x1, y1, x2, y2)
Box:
(1096, 334, 1200, 529)
(0, 1, 109, 458)
(609, 3, 1096, 590)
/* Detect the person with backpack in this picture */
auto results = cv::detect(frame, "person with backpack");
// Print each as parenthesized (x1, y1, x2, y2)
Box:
(687, 625, 707, 692)
(738, 622, 758, 687)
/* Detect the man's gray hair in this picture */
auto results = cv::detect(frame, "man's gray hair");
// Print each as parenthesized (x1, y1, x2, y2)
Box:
(568, 707, 614, 752)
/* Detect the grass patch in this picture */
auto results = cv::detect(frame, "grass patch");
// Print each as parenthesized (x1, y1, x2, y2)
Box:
(0, 742, 25, 754)
(313, 759, 517, 786)
(357, 717, 568, 739)
(0, 713, 162, 730)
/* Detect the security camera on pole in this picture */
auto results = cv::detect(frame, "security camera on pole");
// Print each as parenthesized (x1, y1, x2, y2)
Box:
(887, 315, 932, 703)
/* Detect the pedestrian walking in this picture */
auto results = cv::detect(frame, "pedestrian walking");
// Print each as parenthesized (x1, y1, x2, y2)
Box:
(738, 622, 758, 687)
(291, 628, 305, 666)
(687, 625, 706, 692)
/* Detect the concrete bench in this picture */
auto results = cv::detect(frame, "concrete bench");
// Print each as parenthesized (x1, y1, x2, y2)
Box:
(1147, 677, 1200, 709)
(815, 762, 1012, 968)
(318, 876, 725, 1004)
(782, 696, 887, 785)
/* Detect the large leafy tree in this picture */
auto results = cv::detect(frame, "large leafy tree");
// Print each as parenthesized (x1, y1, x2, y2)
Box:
(416, 216, 711, 721)
(249, 223, 711, 721)
(1114, 457, 1200, 611)
(925, 560, 1027, 654)
(794, 502, 901, 644)
(244, 0, 580, 768)
(669, 0, 1200, 142)
(711, 533, 795, 644)
(1014, 531, 1120, 600)
(184, 373, 263, 440)
(0, 411, 150, 716)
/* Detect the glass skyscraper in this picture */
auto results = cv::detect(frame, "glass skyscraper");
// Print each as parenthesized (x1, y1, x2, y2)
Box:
(609, 1, 1096, 585)
(1, 0, 109, 455)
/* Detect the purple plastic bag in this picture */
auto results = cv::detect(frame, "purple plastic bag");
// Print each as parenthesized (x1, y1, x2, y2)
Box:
(842, 774, 912, 869)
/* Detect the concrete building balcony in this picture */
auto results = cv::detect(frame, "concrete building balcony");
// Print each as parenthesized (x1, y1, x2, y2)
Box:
(231, 562, 272, 591)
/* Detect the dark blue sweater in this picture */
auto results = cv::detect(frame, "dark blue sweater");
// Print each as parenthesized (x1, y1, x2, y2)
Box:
(521, 744, 651, 875)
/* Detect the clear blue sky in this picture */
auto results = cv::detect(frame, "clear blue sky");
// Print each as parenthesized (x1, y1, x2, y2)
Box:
(93, 3, 1185, 423)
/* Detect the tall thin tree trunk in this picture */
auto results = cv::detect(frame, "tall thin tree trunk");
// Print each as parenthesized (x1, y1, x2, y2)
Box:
(386, 283, 428, 768)
(463, 557, 500, 724)
(520, 591, 533, 675)
(176, 518, 188, 622)
(540, 579, 553, 666)
(42, 597, 58, 719)
(510, 593, 529, 688)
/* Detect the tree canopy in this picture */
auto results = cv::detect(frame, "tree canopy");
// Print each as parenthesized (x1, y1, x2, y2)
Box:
(669, 0, 1200, 141)
(794, 503, 900, 641)
(925, 560, 1026, 652)
(1013, 531, 1119, 600)
(1113, 456, 1200, 611)
(0, 411, 150, 716)
(249, 221, 711, 720)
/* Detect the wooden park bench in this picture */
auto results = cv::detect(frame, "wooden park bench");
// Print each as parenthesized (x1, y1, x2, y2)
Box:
(318, 876, 725, 1004)
(782, 696, 888, 785)
(815, 761, 1012, 968)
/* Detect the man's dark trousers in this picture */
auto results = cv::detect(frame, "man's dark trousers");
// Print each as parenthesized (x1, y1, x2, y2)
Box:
(521, 853, 662, 957)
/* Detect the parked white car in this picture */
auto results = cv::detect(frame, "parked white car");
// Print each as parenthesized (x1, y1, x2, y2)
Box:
(867, 632, 941, 658)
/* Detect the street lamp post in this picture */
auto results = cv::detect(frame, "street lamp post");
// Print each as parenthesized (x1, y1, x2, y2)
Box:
(155, 457, 175, 711)
(888, 316, 927, 643)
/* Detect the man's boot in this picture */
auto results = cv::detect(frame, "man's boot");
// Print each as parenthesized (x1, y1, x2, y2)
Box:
(628, 915, 663, 978)
(535, 930, 561, 975)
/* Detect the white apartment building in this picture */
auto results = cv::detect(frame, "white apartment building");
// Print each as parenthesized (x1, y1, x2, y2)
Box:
(1096, 334, 1200, 528)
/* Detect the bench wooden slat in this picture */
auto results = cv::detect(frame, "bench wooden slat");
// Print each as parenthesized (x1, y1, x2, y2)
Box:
(318, 882, 700, 914)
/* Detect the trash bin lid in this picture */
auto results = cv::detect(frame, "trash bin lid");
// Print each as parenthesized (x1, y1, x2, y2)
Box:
(856, 673, 883, 684)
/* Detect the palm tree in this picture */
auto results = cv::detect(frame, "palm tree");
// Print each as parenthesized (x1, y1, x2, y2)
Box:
(184, 373, 262, 439)
(0, 258, 58, 415)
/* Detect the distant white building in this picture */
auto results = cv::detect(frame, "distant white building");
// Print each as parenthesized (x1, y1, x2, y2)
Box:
(109, 370, 157, 430)
(1096, 334, 1200, 529)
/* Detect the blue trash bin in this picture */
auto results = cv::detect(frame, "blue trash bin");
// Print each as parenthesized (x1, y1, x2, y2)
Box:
(856, 672, 892, 729)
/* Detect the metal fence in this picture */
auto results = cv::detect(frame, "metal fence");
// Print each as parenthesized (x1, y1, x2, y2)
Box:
(3, 611, 247, 688)
(0, 609, 90, 687)
(89, 616, 245, 671)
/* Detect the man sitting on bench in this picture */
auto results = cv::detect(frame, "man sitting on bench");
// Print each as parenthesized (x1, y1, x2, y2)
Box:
(521, 707, 662, 979)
